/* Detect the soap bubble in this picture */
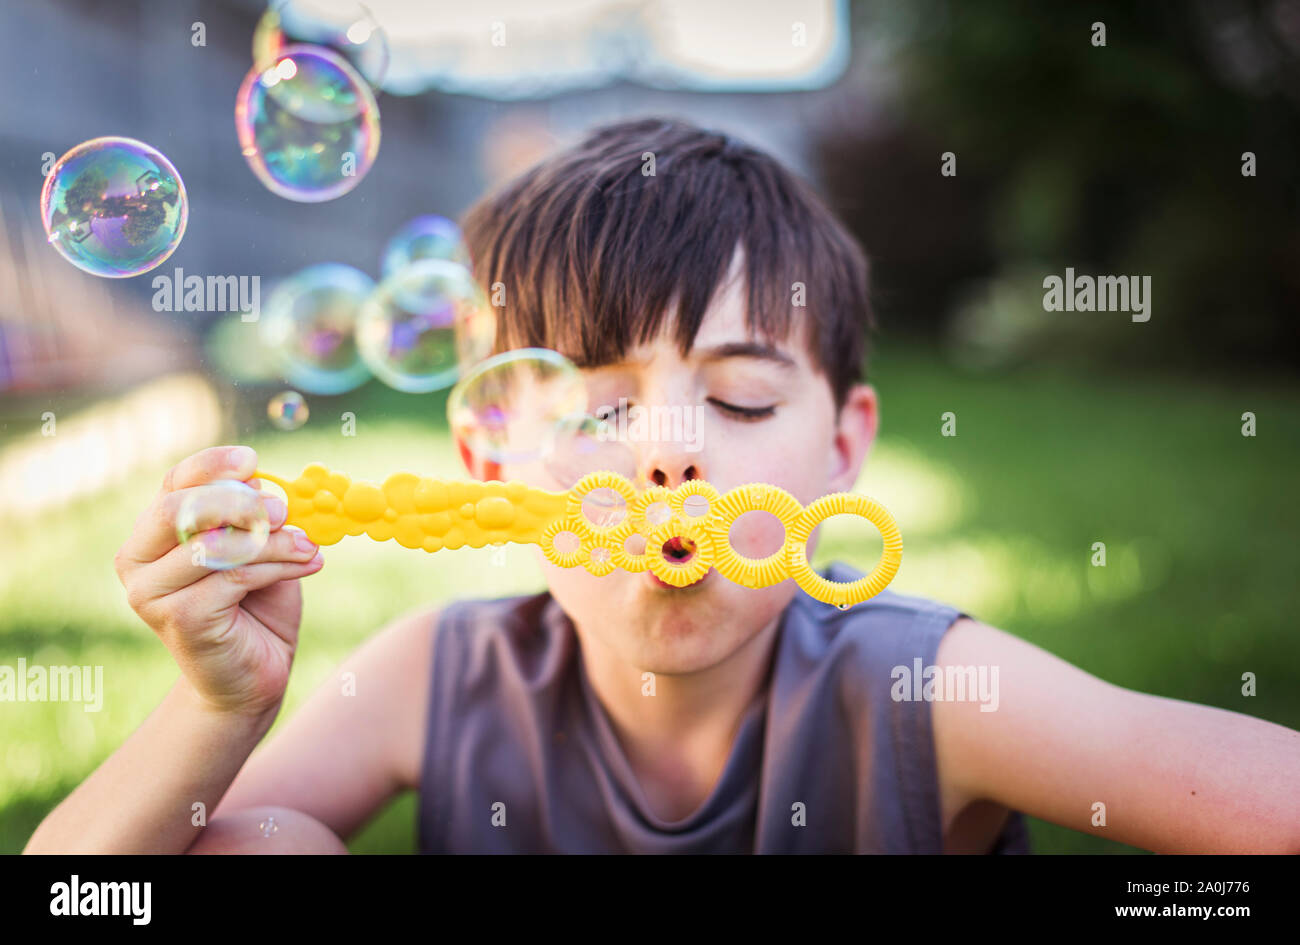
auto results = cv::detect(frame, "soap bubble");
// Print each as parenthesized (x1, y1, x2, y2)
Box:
(175, 480, 271, 571)
(356, 259, 493, 393)
(447, 348, 589, 481)
(203, 314, 281, 384)
(381, 215, 470, 278)
(542, 412, 639, 490)
(268, 390, 309, 429)
(260, 263, 374, 394)
(253, 0, 389, 88)
(235, 44, 380, 202)
(40, 136, 187, 278)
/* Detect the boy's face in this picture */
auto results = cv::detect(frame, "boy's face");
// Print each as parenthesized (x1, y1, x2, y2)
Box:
(501, 267, 877, 675)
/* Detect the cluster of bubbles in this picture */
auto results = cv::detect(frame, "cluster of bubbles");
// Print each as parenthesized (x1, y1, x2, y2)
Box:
(40, 136, 188, 278)
(236, 1, 387, 202)
(38, 4, 632, 566)
(261, 263, 374, 395)
(256, 215, 493, 409)
(357, 258, 493, 393)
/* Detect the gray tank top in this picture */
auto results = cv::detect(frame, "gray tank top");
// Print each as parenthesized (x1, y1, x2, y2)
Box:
(418, 562, 1031, 853)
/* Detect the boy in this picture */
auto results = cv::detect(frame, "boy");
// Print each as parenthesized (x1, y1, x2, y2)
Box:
(25, 118, 1300, 854)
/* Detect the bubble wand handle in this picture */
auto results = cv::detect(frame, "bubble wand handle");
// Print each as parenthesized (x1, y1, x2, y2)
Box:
(254, 464, 903, 608)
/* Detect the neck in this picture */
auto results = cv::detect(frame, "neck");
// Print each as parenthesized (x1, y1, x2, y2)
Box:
(573, 614, 783, 817)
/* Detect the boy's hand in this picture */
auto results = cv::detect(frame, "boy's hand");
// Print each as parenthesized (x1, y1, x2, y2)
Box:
(113, 446, 324, 719)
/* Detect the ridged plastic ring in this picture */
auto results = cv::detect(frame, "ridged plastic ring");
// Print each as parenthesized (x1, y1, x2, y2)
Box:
(707, 483, 803, 589)
(608, 520, 652, 573)
(539, 518, 591, 569)
(645, 516, 715, 587)
(582, 539, 618, 577)
(565, 471, 637, 538)
(668, 480, 720, 520)
(628, 485, 673, 533)
(785, 494, 902, 608)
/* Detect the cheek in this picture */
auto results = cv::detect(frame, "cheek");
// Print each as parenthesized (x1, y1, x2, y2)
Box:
(710, 409, 835, 503)
(539, 551, 634, 608)
(725, 510, 789, 559)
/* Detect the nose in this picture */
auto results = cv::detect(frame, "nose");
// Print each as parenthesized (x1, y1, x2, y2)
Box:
(644, 446, 702, 490)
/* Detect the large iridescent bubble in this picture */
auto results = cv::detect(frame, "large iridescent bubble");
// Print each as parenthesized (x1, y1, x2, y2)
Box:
(40, 137, 187, 278)
(235, 44, 380, 202)
(447, 348, 594, 483)
(542, 412, 639, 490)
(253, 0, 389, 88)
(260, 263, 374, 394)
(356, 259, 494, 393)
(381, 215, 470, 278)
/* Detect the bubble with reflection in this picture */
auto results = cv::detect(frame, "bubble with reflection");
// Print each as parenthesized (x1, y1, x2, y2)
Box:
(447, 349, 591, 481)
(260, 263, 374, 395)
(204, 313, 281, 384)
(381, 215, 470, 278)
(175, 480, 270, 571)
(542, 413, 639, 490)
(253, 0, 389, 88)
(235, 44, 380, 202)
(40, 136, 187, 278)
(268, 390, 310, 430)
(356, 259, 492, 393)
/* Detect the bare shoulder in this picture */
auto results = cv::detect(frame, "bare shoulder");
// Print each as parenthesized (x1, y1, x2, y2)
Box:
(930, 617, 1121, 835)
(930, 617, 1049, 850)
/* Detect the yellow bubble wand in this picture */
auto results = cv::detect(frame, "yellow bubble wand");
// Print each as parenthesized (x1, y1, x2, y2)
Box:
(254, 464, 902, 609)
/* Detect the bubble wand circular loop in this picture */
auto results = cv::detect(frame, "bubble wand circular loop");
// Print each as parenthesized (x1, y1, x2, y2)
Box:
(254, 465, 903, 608)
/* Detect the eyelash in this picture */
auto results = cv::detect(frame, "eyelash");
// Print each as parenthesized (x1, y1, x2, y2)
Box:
(599, 400, 776, 421)
(709, 398, 776, 421)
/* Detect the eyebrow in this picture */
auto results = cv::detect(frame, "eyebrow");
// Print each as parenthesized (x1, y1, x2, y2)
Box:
(589, 340, 799, 372)
(694, 342, 798, 369)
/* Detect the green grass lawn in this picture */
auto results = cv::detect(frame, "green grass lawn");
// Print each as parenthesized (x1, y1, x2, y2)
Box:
(2, 345, 1296, 854)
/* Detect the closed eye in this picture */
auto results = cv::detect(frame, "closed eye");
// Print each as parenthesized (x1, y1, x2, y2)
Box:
(708, 398, 776, 421)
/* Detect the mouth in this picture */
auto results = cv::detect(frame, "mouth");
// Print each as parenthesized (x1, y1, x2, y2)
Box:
(646, 536, 713, 590)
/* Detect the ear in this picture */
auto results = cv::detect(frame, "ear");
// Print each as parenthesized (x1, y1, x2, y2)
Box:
(827, 383, 878, 493)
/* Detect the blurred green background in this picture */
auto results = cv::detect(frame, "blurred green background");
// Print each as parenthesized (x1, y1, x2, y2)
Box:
(2, 0, 1298, 853)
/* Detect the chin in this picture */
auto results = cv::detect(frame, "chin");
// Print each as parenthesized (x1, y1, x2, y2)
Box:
(626, 634, 737, 676)
(550, 568, 793, 673)
(623, 584, 781, 674)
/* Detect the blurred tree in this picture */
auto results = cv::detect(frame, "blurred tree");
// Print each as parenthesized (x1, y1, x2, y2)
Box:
(817, 0, 1300, 374)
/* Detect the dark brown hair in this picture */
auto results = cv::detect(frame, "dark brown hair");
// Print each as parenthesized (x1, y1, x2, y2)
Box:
(461, 117, 873, 407)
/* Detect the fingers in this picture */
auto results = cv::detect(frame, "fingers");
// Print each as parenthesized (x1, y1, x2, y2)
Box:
(132, 519, 317, 609)
(120, 472, 283, 570)
(161, 446, 258, 495)
(180, 552, 324, 625)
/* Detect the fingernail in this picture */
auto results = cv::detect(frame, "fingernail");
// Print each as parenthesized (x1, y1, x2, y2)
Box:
(267, 498, 287, 527)
(227, 446, 255, 469)
(293, 530, 318, 553)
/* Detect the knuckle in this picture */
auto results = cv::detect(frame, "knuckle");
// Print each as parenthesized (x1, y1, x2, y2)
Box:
(223, 565, 255, 588)
(161, 467, 175, 493)
(112, 547, 130, 583)
(123, 577, 152, 613)
(154, 494, 178, 534)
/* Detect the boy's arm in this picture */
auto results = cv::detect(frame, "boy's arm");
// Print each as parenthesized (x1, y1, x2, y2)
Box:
(932, 618, 1300, 853)
(210, 606, 438, 842)
(23, 681, 276, 854)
